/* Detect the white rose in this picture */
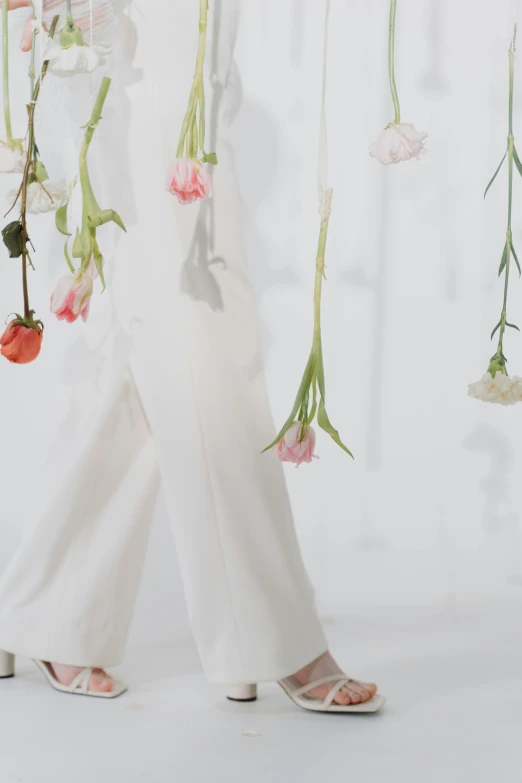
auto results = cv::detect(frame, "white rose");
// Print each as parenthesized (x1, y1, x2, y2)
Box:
(8, 180, 70, 215)
(369, 122, 428, 165)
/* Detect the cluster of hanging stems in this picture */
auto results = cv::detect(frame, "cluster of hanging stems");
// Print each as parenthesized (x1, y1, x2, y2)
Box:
(3, 15, 60, 334)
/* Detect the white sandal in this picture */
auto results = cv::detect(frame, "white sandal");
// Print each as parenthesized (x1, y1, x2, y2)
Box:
(228, 675, 385, 713)
(0, 651, 127, 699)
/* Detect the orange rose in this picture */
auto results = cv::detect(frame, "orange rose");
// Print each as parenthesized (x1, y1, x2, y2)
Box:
(0, 319, 43, 364)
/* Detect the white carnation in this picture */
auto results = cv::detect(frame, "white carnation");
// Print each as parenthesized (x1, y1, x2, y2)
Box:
(467, 372, 522, 406)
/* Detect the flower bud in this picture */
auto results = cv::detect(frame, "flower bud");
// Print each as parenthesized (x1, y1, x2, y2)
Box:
(0, 319, 43, 364)
(275, 422, 318, 467)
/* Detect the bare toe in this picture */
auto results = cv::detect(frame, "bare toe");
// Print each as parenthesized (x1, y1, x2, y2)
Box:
(90, 669, 113, 692)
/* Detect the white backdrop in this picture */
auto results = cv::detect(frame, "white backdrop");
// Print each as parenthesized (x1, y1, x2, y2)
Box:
(1, 0, 522, 654)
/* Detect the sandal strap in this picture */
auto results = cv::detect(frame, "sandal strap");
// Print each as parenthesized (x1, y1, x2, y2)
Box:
(323, 678, 352, 709)
(291, 674, 353, 698)
(69, 667, 93, 694)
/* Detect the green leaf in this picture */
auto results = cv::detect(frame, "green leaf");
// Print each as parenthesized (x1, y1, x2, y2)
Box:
(317, 399, 354, 458)
(511, 242, 521, 276)
(63, 239, 74, 273)
(261, 351, 316, 453)
(2, 221, 24, 258)
(491, 320, 502, 340)
(307, 374, 318, 425)
(484, 150, 507, 199)
(499, 244, 508, 276)
(202, 152, 218, 165)
(55, 204, 70, 237)
(514, 146, 522, 179)
(87, 209, 126, 232)
(72, 228, 83, 258)
(506, 321, 520, 331)
(93, 242, 106, 292)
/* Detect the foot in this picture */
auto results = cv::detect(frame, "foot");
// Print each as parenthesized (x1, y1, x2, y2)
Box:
(49, 663, 114, 693)
(292, 651, 377, 706)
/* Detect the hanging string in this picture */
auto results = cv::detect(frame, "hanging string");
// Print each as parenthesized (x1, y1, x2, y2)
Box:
(318, 0, 332, 220)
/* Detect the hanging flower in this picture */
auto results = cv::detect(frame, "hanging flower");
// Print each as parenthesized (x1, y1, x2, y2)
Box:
(41, 24, 109, 77)
(168, 1, 217, 203)
(50, 269, 94, 323)
(8, 178, 70, 215)
(275, 422, 318, 467)
(369, 123, 427, 165)
(468, 372, 522, 406)
(0, 318, 43, 364)
(0, 141, 26, 174)
(370, 0, 428, 166)
(166, 158, 212, 205)
(469, 27, 522, 405)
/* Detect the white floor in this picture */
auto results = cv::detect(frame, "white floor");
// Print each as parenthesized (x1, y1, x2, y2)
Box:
(1, 600, 521, 783)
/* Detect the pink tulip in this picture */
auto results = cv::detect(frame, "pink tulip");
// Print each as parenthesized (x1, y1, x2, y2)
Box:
(50, 271, 94, 323)
(166, 158, 212, 205)
(275, 422, 317, 467)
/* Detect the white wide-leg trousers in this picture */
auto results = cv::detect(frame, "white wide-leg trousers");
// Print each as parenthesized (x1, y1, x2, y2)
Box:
(0, 0, 327, 684)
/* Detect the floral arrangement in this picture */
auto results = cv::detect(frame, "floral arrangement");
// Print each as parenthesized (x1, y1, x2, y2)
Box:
(0, 0, 122, 364)
(468, 25, 522, 406)
(370, 0, 427, 165)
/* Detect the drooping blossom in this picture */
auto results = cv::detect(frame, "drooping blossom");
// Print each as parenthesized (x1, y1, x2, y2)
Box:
(50, 269, 94, 323)
(468, 372, 522, 406)
(42, 36, 110, 77)
(166, 158, 212, 205)
(369, 122, 427, 165)
(8, 179, 70, 215)
(0, 320, 43, 364)
(0, 141, 26, 174)
(275, 422, 318, 467)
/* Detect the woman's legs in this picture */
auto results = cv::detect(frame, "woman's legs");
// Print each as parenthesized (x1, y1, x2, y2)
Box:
(0, 370, 160, 670)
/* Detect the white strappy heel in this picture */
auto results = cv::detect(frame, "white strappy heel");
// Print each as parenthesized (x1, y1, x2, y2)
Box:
(0, 651, 127, 698)
(228, 676, 385, 713)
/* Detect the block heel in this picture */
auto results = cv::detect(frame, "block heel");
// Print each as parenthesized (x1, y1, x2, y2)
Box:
(226, 683, 258, 702)
(0, 651, 15, 679)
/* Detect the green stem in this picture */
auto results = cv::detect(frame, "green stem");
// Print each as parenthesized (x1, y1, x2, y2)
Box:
(2, 0, 12, 142)
(312, 190, 333, 351)
(78, 77, 111, 267)
(388, 0, 401, 125)
(176, 0, 208, 158)
(497, 27, 517, 361)
(66, 0, 74, 26)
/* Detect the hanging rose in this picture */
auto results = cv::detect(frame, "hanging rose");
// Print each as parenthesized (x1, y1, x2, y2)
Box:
(7, 177, 70, 215)
(167, 0, 217, 205)
(370, 0, 428, 165)
(0, 316, 43, 364)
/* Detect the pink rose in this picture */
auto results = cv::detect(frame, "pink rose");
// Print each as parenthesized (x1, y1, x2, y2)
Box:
(0, 319, 43, 364)
(50, 271, 94, 323)
(275, 422, 317, 467)
(166, 158, 212, 205)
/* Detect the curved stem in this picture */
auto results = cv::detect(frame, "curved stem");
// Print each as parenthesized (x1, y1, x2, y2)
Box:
(388, 0, 401, 125)
(2, 0, 12, 142)
(312, 190, 332, 351)
(176, 0, 208, 158)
